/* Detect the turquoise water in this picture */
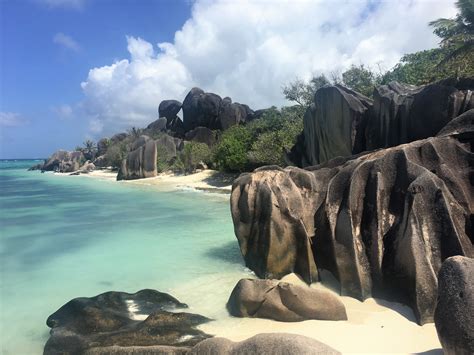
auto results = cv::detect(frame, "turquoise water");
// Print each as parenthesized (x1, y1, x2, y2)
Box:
(0, 160, 250, 354)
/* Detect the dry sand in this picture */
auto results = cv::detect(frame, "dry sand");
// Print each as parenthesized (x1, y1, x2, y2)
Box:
(173, 272, 442, 355)
(56, 168, 442, 354)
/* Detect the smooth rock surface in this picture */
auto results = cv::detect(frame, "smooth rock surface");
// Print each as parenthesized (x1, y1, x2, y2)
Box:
(434, 256, 474, 355)
(231, 110, 474, 324)
(159, 100, 182, 120)
(118, 137, 157, 180)
(185, 127, 217, 146)
(366, 79, 474, 150)
(44, 289, 211, 355)
(227, 278, 347, 322)
(302, 85, 372, 166)
(188, 333, 340, 355)
(42, 150, 85, 172)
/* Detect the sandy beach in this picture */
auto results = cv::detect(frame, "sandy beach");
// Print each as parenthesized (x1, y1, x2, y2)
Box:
(62, 169, 236, 193)
(53, 168, 442, 354)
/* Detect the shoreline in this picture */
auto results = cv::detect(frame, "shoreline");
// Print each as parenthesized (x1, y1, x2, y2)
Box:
(54, 168, 236, 194)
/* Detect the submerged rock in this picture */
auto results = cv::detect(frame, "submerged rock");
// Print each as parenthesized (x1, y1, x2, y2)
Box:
(434, 256, 474, 355)
(44, 289, 211, 355)
(231, 110, 474, 324)
(188, 333, 340, 354)
(227, 278, 347, 322)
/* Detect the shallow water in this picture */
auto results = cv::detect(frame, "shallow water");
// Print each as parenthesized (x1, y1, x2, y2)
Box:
(0, 160, 251, 354)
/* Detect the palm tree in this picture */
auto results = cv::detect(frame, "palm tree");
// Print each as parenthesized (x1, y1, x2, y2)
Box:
(429, 0, 474, 64)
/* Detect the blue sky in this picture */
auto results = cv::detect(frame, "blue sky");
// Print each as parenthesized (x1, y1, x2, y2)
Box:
(0, 0, 455, 159)
(1, 0, 191, 158)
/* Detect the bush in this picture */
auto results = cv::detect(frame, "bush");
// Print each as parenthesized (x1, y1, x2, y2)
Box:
(104, 142, 128, 168)
(213, 126, 252, 172)
(181, 142, 212, 173)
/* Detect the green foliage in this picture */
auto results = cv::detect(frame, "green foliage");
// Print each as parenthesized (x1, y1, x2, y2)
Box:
(381, 47, 474, 85)
(213, 125, 252, 172)
(282, 74, 331, 106)
(181, 142, 212, 173)
(104, 141, 128, 168)
(156, 145, 174, 173)
(341, 64, 381, 97)
(429, 0, 474, 63)
(212, 105, 304, 172)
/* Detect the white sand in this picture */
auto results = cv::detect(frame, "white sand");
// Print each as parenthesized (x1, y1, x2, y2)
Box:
(172, 272, 442, 355)
(56, 169, 234, 193)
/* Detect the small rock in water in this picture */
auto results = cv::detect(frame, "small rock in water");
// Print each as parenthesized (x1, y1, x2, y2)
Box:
(44, 289, 212, 355)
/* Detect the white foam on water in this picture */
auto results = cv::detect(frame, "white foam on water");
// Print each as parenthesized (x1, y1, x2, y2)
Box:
(125, 300, 148, 321)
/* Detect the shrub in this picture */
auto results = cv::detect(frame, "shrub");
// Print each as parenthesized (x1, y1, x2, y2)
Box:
(104, 142, 128, 169)
(181, 142, 212, 173)
(213, 126, 252, 172)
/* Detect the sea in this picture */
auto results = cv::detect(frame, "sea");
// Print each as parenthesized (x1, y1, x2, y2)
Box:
(0, 159, 252, 354)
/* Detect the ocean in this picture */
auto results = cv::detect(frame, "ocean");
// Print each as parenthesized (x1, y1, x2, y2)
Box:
(0, 160, 251, 354)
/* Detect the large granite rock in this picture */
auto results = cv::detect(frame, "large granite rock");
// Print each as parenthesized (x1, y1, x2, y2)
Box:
(44, 289, 211, 355)
(110, 132, 128, 144)
(42, 150, 85, 172)
(182, 87, 254, 132)
(231, 110, 474, 324)
(301, 85, 372, 166)
(147, 117, 168, 132)
(434, 256, 474, 355)
(188, 333, 340, 355)
(231, 165, 320, 283)
(366, 79, 474, 150)
(118, 136, 157, 180)
(159, 100, 182, 121)
(290, 79, 473, 168)
(185, 127, 217, 147)
(227, 278, 347, 322)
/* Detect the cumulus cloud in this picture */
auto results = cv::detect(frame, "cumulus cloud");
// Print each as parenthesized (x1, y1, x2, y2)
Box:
(0, 112, 29, 127)
(53, 32, 81, 52)
(80, 0, 456, 136)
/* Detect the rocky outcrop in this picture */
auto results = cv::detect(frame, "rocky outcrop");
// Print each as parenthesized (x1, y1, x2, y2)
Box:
(227, 278, 347, 322)
(118, 136, 157, 180)
(366, 79, 474, 150)
(291, 79, 473, 167)
(434, 256, 474, 355)
(159, 100, 182, 121)
(188, 333, 340, 355)
(300, 85, 372, 166)
(181, 88, 254, 132)
(44, 289, 211, 355)
(110, 132, 128, 144)
(147, 117, 168, 132)
(185, 127, 217, 147)
(41, 150, 85, 172)
(231, 110, 474, 324)
(231, 165, 320, 284)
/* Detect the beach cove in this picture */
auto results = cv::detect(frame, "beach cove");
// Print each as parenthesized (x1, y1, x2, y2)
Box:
(1, 160, 442, 354)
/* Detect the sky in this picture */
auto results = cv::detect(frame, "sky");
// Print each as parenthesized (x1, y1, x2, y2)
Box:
(0, 0, 456, 159)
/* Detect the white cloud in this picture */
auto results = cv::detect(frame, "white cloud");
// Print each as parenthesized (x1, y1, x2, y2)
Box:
(53, 32, 81, 52)
(37, 0, 85, 10)
(0, 112, 29, 127)
(52, 104, 74, 120)
(79, 0, 457, 136)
